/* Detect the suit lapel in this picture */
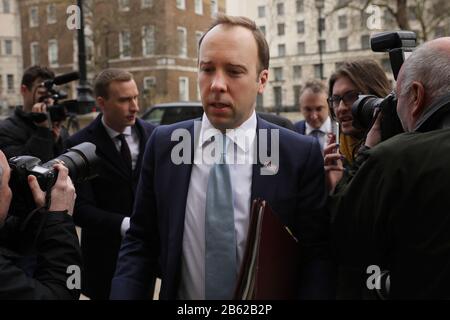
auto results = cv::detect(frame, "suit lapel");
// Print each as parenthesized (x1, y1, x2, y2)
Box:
(251, 116, 274, 201)
(89, 115, 131, 181)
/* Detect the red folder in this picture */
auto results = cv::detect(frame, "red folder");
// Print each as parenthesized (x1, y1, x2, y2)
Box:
(234, 199, 301, 299)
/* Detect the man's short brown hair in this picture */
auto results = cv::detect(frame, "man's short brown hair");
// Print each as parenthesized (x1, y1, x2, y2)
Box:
(198, 13, 270, 73)
(94, 68, 133, 99)
(300, 80, 328, 96)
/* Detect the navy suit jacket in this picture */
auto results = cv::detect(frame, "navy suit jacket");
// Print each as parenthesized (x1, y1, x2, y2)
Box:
(66, 114, 155, 299)
(294, 120, 306, 135)
(111, 116, 334, 300)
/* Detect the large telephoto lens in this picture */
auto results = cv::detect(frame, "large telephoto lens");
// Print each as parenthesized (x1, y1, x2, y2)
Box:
(45, 142, 99, 184)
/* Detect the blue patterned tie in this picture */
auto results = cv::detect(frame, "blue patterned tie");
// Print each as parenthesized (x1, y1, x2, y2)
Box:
(205, 134, 237, 300)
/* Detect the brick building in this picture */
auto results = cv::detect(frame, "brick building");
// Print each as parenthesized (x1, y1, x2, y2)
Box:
(19, 0, 225, 111)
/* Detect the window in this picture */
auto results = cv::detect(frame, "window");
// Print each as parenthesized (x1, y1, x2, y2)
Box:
(319, 18, 326, 31)
(360, 10, 370, 28)
(48, 40, 58, 66)
(297, 42, 305, 55)
(120, 31, 131, 58)
(177, 27, 187, 57)
(293, 65, 302, 79)
(319, 39, 326, 53)
(179, 77, 189, 101)
(259, 25, 266, 36)
(294, 85, 302, 107)
(277, 2, 284, 16)
(257, 5, 265, 18)
(47, 4, 56, 24)
(273, 87, 282, 108)
(210, 0, 218, 16)
(314, 64, 323, 79)
(176, 0, 185, 10)
(142, 0, 153, 8)
(4, 40, 12, 55)
(30, 42, 39, 65)
(361, 35, 370, 49)
(142, 26, 155, 56)
(7, 74, 14, 92)
(278, 44, 286, 57)
(29, 6, 39, 27)
(3, 0, 10, 13)
(273, 67, 283, 81)
(297, 21, 305, 34)
(195, 0, 203, 14)
(118, 0, 130, 11)
(338, 15, 347, 29)
(143, 77, 156, 90)
(339, 37, 348, 51)
(296, 0, 304, 13)
(277, 23, 285, 36)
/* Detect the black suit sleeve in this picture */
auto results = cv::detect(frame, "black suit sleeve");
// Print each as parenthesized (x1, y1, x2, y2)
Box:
(0, 125, 55, 161)
(0, 212, 82, 300)
(296, 138, 336, 299)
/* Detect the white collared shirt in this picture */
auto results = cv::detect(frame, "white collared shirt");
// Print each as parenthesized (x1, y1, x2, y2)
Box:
(101, 116, 140, 170)
(178, 112, 256, 300)
(305, 116, 332, 151)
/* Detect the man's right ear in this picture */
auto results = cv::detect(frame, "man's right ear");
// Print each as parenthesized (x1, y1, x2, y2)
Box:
(96, 96, 105, 111)
(20, 85, 29, 95)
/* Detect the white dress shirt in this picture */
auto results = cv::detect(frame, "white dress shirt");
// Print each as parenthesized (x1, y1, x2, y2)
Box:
(178, 112, 256, 300)
(305, 116, 332, 151)
(101, 117, 140, 237)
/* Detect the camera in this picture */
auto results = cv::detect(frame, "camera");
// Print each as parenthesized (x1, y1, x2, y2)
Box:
(351, 31, 416, 141)
(8, 142, 100, 218)
(31, 71, 93, 123)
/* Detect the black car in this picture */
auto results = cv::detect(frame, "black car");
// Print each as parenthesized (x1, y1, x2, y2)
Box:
(141, 102, 295, 131)
(141, 102, 204, 125)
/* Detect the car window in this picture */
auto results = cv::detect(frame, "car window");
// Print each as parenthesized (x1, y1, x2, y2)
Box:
(142, 108, 165, 125)
(160, 107, 203, 125)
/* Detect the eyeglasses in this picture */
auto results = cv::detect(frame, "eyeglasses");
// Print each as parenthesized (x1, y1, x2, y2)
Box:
(327, 91, 360, 109)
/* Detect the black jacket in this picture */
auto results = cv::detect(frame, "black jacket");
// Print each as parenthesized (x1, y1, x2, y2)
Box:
(66, 114, 155, 299)
(0, 211, 82, 299)
(0, 107, 68, 162)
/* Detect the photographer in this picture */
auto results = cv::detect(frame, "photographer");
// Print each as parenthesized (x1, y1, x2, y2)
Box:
(331, 37, 450, 299)
(0, 66, 68, 162)
(0, 150, 81, 299)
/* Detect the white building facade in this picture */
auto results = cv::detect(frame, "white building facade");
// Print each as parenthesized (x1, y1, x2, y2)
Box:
(0, 0, 23, 113)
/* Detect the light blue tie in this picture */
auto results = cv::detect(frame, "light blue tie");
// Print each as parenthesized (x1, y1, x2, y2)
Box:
(205, 134, 237, 300)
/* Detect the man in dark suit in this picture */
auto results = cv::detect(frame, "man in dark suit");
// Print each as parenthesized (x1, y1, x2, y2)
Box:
(111, 15, 333, 300)
(66, 69, 155, 300)
(294, 81, 334, 152)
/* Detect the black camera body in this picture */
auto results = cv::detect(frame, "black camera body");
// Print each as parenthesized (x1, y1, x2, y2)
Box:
(8, 142, 100, 218)
(351, 31, 416, 141)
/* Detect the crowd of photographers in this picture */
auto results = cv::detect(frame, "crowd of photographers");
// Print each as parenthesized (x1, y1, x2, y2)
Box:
(0, 23, 449, 299)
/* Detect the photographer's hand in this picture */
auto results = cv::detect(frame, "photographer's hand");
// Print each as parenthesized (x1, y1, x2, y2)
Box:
(324, 134, 345, 194)
(365, 109, 382, 148)
(28, 164, 76, 215)
(31, 102, 50, 128)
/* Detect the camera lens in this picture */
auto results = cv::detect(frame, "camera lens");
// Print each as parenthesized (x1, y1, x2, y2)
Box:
(44, 142, 99, 184)
(351, 95, 384, 129)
